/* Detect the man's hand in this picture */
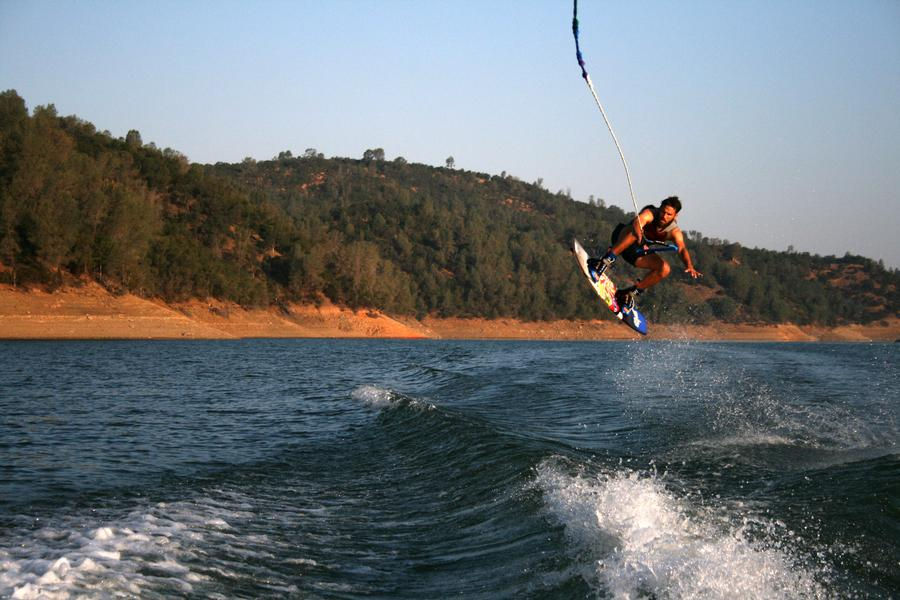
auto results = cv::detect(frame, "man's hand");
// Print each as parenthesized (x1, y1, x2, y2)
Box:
(685, 267, 702, 279)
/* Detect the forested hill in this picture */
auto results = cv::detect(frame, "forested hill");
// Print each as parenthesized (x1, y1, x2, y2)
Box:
(1, 90, 897, 325)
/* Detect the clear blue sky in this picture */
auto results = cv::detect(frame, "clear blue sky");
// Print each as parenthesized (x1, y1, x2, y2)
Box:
(2, 1, 899, 267)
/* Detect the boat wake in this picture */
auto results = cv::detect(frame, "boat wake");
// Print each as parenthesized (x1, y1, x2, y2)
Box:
(534, 457, 831, 599)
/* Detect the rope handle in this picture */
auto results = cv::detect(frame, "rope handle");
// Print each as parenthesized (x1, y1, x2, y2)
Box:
(634, 239, 678, 257)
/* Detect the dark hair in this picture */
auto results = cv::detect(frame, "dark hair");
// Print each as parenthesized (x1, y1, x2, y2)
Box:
(661, 196, 682, 213)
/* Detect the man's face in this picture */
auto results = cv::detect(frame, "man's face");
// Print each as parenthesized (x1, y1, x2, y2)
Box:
(658, 205, 678, 226)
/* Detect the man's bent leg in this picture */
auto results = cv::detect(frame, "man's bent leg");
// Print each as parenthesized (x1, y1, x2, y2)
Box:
(616, 255, 669, 311)
(590, 227, 638, 279)
(633, 255, 670, 290)
(611, 231, 638, 256)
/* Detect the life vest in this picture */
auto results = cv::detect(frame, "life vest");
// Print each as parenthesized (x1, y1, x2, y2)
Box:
(639, 204, 678, 242)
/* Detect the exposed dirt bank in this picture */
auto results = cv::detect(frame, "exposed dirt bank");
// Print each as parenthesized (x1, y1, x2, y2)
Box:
(1, 283, 897, 342)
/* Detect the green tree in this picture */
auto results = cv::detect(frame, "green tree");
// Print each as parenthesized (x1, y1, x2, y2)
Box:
(363, 148, 385, 162)
(11, 105, 80, 275)
(125, 129, 143, 149)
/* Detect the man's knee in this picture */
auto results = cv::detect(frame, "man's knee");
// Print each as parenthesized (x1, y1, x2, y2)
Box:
(658, 261, 671, 278)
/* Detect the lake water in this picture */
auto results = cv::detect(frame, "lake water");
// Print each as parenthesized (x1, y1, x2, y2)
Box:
(1, 340, 897, 598)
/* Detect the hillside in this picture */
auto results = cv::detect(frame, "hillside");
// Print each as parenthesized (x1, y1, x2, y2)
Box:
(1, 90, 897, 327)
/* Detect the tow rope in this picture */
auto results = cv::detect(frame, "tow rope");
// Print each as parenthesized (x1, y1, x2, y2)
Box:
(572, 1, 640, 216)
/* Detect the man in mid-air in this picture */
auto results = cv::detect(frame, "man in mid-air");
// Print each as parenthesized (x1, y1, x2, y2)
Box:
(587, 196, 702, 310)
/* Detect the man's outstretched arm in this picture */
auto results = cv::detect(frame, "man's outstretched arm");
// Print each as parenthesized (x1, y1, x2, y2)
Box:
(673, 230, 702, 279)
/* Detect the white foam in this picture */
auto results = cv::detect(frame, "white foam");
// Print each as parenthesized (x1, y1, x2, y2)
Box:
(0, 491, 278, 599)
(78, 558, 101, 573)
(535, 459, 828, 599)
(90, 527, 115, 541)
(204, 518, 232, 530)
(51, 558, 70, 579)
(37, 570, 62, 586)
(351, 385, 438, 413)
(11, 583, 42, 600)
(351, 384, 398, 408)
(690, 433, 799, 449)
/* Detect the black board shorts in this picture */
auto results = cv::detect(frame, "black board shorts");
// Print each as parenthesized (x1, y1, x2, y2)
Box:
(611, 223, 641, 266)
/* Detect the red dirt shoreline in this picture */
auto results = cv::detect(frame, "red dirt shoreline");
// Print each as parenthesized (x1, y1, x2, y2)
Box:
(1, 283, 897, 342)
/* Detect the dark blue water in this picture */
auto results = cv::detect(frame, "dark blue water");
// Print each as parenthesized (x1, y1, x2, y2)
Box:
(1, 340, 897, 598)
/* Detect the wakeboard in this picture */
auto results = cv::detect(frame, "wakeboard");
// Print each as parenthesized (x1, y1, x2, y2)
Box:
(572, 238, 648, 335)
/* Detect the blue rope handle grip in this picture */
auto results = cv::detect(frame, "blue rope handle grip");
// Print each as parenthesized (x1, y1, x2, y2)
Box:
(633, 239, 678, 257)
(573, 0, 587, 79)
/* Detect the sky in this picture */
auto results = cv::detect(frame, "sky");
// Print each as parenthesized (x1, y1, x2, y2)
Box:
(2, 0, 899, 268)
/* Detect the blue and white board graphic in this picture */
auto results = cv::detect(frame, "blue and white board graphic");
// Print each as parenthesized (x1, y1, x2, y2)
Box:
(572, 238, 648, 335)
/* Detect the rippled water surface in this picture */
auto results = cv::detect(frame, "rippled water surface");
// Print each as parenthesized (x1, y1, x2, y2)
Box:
(1, 340, 897, 598)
